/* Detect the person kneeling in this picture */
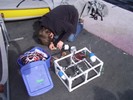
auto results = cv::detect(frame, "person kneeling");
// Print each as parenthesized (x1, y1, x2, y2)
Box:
(38, 5, 83, 50)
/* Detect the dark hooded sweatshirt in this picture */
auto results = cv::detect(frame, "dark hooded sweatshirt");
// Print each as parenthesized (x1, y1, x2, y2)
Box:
(39, 5, 79, 46)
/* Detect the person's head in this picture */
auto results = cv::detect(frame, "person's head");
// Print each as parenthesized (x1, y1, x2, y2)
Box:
(38, 27, 54, 46)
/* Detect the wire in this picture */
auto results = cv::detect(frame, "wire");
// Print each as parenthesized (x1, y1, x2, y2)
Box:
(16, 0, 26, 8)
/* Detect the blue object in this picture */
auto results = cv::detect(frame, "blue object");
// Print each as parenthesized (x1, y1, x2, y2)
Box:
(89, 52, 95, 57)
(89, 52, 96, 62)
(58, 71, 64, 77)
(17, 47, 51, 68)
(58, 71, 66, 80)
(68, 23, 83, 42)
(20, 61, 54, 96)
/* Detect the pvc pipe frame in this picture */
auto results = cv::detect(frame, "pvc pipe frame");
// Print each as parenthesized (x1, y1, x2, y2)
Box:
(0, 26, 8, 85)
(0, 15, 10, 100)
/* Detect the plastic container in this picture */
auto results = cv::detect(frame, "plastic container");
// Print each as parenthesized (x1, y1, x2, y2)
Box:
(89, 52, 96, 62)
(17, 47, 53, 96)
(17, 47, 51, 68)
(20, 61, 54, 96)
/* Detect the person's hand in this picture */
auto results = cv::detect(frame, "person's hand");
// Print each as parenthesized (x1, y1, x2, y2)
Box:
(49, 42, 57, 50)
(57, 41, 64, 50)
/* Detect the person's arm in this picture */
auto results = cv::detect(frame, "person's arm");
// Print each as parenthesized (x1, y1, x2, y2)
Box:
(56, 41, 64, 50)
(49, 41, 64, 50)
(49, 42, 57, 50)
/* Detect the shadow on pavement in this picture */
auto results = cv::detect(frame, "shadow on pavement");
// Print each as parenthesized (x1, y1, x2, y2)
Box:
(93, 86, 133, 100)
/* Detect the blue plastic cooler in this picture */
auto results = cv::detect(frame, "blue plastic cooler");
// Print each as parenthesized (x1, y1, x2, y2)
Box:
(17, 47, 53, 96)
(17, 47, 51, 68)
(20, 61, 53, 96)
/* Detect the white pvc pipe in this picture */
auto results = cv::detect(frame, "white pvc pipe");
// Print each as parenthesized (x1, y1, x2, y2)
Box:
(0, 26, 8, 85)
(0, 93, 7, 100)
(0, 16, 10, 100)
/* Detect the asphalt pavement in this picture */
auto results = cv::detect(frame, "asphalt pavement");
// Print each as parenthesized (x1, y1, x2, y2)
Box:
(5, 17, 133, 100)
